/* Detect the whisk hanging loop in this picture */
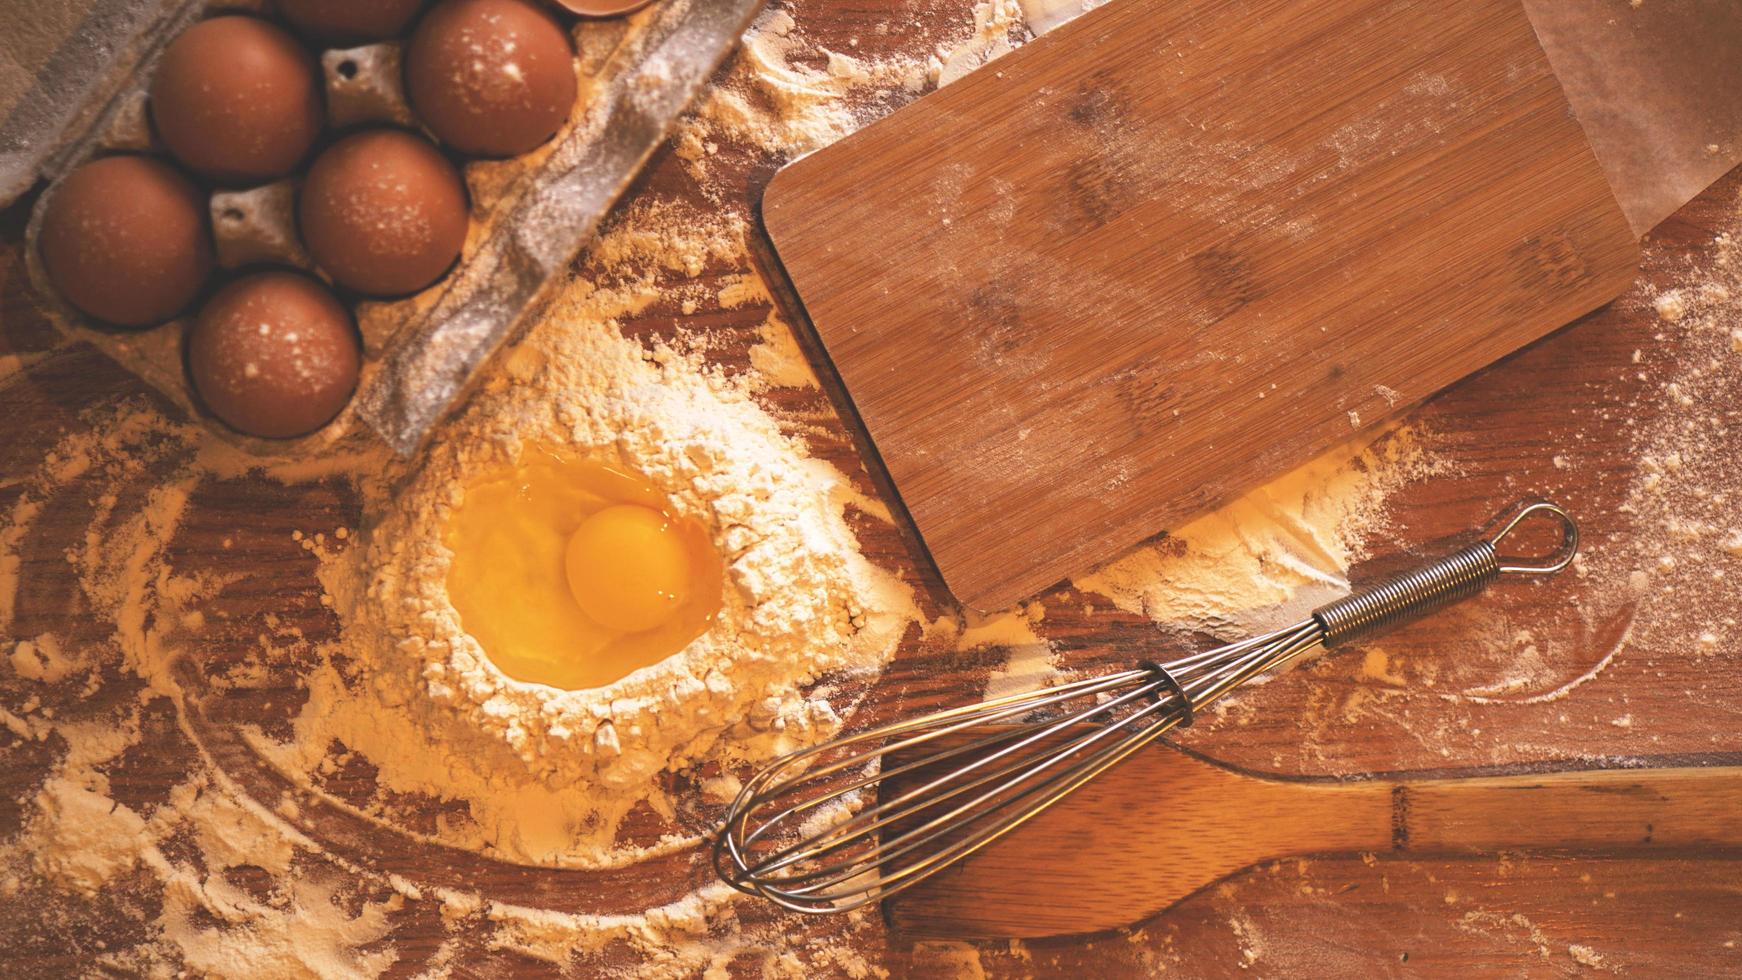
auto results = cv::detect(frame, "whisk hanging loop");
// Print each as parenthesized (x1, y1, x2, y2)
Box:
(1489, 500, 1580, 575)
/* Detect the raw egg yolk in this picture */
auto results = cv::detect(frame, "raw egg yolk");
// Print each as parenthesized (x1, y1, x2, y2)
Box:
(565, 504, 692, 633)
(442, 446, 721, 690)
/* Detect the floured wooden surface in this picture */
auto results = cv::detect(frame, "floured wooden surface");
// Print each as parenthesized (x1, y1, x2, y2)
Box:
(2, 1, 1741, 975)
(764, 0, 1636, 610)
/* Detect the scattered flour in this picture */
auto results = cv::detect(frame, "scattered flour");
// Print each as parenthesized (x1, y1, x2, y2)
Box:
(13, 0, 1725, 974)
(3, 46, 1458, 970)
(959, 602, 1061, 700)
(1609, 203, 1742, 657)
(1, 4, 1031, 969)
(1016, 0, 1110, 35)
(0, 305, 920, 975)
(9, 3, 1032, 967)
(680, 1, 1031, 182)
(910, 941, 989, 978)
(1074, 426, 1444, 638)
(8, 634, 73, 682)
(297, 302, 917, 868)
(748, 309, 821, 390)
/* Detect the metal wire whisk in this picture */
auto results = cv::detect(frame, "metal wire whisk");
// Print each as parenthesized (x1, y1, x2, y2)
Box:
(713, 501, 1579, 914)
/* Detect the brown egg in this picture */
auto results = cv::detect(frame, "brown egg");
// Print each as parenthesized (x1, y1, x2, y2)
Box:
(404, 0, 577, 157)
(38, 156, 214, 328)
(150, 16, 323, 183)
(298, 129, 469, 295)
(188, 271, 361, 439)
(550, 0, 654, 14)
(275, 0, 426, 45)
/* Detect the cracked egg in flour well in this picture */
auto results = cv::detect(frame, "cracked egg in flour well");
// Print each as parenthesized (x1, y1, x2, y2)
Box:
(443, 444, 724, 690)
(318, 322, 916, 865)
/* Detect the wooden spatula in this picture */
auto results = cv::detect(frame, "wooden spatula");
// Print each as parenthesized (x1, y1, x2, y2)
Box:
(883, 738, 1742, 938)
(759, 0, 1639, 610)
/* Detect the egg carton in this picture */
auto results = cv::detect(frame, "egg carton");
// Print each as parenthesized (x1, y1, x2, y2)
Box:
(8, 0, 763, 456)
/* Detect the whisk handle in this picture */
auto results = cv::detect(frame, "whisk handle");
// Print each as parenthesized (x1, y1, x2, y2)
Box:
(1312, 539, 1497, 644)
(1312, 501, 1578, 646)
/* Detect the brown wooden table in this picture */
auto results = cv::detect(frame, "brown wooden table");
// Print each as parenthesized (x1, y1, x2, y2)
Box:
(4, 1, 1742, 974)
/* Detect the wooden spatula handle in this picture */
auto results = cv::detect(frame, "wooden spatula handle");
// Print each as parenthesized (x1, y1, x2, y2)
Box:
(885, 747, 1742, 938)
(1400, 766, 1742, 854)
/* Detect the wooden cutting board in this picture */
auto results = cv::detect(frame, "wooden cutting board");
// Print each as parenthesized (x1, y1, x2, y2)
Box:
(760, 0, 1638, 611)
(883, 737, 1742, 938)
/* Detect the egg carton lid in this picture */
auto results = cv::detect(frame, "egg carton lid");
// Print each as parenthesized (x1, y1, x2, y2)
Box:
(0, 0, 221, 208)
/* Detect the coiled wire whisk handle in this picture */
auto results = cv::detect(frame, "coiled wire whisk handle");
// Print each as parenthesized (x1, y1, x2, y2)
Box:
(1311, 501, 1579, 647)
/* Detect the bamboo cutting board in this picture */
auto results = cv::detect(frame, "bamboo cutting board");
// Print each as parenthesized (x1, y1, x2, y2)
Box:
(883, 738, 1742, 938)
(761, 0, 1639, 611)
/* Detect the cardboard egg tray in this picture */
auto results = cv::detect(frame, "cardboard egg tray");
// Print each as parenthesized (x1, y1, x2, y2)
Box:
(8, 0, 762, 456)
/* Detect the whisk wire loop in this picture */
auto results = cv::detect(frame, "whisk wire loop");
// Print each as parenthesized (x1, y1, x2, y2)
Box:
(738, 675, 1171, 889)
(712, 670, 1153, 892)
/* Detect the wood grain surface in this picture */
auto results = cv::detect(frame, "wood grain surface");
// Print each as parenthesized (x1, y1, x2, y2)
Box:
(887, 734, 1742, 938)
(4, 0, 1742, 976)
(763, 0, 1638, 610)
